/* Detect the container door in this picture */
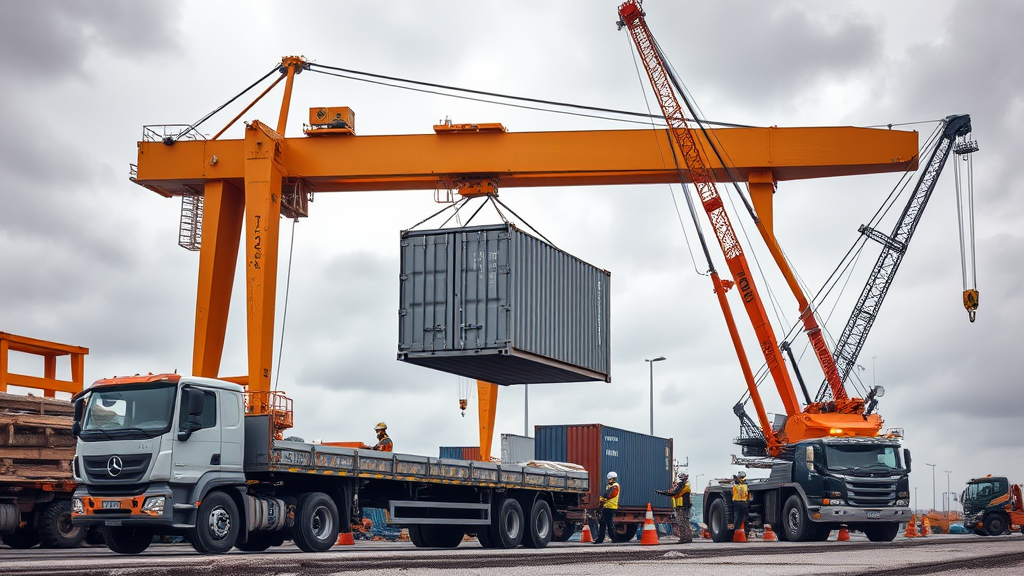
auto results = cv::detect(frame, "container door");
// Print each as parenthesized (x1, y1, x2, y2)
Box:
(457, 227, 511, 351)
(400, 233, 455, 352)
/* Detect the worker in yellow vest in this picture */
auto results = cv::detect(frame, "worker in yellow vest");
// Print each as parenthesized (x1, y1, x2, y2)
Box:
(593, 471, 621, 543)
(658, 472, 692, 543)
(732, 470, 750, 537)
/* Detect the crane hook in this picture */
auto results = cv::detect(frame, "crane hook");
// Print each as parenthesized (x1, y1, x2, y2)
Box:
(964, 289, 979, 323)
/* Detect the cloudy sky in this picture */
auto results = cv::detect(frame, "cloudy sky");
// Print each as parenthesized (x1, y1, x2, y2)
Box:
(1, 1, 1021, 511)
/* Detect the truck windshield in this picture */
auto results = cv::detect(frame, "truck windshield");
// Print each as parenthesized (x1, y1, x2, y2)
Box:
(824, 444, 902, 473)
(80, 382, 177, 440)
(965, 479, 1006, 501)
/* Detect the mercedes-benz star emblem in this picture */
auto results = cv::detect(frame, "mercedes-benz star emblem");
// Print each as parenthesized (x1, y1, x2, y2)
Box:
(107, 455, 123, 477)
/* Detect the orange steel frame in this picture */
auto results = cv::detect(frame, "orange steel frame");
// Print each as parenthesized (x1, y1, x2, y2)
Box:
(131, 57, 918, 458)
(0, 332, 88, 397)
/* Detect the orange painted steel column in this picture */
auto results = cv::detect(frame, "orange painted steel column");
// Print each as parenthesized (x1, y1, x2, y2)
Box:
(243, 121, 285, 394)
(0, 338, 8, 393)
(43, 355, 56, 397)
(477, 380, 498, 461)
(192, 179, 245, 379)
(276, 57, 304, 136)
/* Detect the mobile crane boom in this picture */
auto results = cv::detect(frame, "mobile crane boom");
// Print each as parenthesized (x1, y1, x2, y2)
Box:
(617, 0, 883, 455)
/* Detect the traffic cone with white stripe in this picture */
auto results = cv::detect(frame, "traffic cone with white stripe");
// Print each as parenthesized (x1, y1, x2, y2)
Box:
(763, 524, 778, 541)
(904, 514, 919, 538)
(580, 520, 594, 543)
(640, 503, 659, 545)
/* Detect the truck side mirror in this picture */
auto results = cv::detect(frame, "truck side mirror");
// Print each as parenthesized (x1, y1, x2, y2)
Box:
(177, 388, 205, 441)
(903, 449, 912, 473)
(188, 388, 205, 416)
(72, 398, 84, 437)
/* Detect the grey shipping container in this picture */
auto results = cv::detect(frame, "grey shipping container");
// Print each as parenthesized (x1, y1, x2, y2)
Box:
(534, 424, 673, 511)
(500, 433, 535, 465)
(397, 223, 610, 385)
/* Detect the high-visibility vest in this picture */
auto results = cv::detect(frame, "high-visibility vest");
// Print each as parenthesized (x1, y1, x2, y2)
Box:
(673, 482, 691, 508)
(374, 435, 393, 452)
(603, 481, 620, 509)
(732, 482, 749, 502)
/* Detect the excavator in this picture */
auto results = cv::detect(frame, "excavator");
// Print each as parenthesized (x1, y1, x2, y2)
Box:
(615, 0, 982, 542)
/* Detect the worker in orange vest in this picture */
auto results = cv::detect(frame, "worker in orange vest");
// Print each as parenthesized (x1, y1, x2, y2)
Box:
(593, 471, 621, 544)
(732, 471, 750, 536)
(372, 422, 393, 452)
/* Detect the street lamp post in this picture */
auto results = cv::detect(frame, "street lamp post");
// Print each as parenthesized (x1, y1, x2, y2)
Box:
(926, 463, 937, 512)
(695, 474, 704, 488)
(945, 470, 953, 514)
(645, 356, 666, 436)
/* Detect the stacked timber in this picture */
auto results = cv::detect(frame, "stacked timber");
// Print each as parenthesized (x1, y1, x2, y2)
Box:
(0, 392, 75, 483)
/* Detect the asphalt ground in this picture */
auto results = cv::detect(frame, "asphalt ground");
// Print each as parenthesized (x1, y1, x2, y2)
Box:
(2, 532, 1022, 576)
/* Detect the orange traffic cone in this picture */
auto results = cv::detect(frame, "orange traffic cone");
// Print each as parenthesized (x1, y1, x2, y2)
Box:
(701, 528, 711, 540)
(640, 503, 659, 545)
(580, 521, 594, 543)
(904, 514, 919, 538)
(837, 525, 850, 541)
(921, 515, 931, 537)
(763, 524, 778, 541)
(337, 531, 355, 545)
(732, 522, 747, 542)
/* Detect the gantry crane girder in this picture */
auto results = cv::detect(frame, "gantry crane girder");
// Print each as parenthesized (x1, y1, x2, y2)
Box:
(132, 121, 918, 397)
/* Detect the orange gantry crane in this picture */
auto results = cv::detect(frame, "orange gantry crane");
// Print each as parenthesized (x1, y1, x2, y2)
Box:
(131, 55, 918, 458)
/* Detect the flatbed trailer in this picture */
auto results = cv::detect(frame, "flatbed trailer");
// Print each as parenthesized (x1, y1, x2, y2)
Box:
(71, 375, 591, 554)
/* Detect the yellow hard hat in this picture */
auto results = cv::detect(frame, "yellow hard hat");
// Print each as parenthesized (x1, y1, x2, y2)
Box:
(374, 422, 387, 431)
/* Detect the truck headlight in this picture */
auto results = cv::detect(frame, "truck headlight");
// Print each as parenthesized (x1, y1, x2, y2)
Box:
(141, 497, 165, 515)
(829, 499, 845, 506)
(896, 499, 910, 507)
(72, 498, 84, 514)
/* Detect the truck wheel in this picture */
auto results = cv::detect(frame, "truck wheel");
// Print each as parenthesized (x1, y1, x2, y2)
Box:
(475, 526, 498, 548)
(782, 495, 815, 542)
(189, 490, 240, 554)
(37, 500, 86, 548)
(812, 526, 832, 541)
(423, 525, 465, 548)
(492, 497, 524, 548)
(863, 522, 899, 542)
(293, 492, 339, 552)
(84, 527, 106, 546)
(551, 519, 575, 542)
(610, 522, 638, 543)
(983, 514, 1008, 536)
(522, 499, 553, 548)
(103, 526, 153, 554)
(2, 527, 41, 549)
(234, 530, 277, 552)
(708, 499, 733, 543)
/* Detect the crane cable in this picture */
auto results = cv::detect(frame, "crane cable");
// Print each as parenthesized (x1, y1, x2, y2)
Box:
(953, 138, 979, 321)
(274, 217, 299, 392)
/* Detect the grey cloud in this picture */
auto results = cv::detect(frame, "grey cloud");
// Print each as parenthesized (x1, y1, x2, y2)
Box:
(0, 0, 182, 81)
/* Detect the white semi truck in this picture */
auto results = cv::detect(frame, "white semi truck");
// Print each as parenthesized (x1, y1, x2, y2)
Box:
(69, 374, 589, 554)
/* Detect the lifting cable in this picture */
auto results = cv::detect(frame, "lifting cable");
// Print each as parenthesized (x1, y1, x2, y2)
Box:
(953, 141, 978, 319)
(176, 65, 282, 141)
(274, 217, 299, 392)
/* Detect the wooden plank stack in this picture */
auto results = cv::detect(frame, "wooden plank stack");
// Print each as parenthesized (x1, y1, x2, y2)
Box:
(0, 392, 75, 483)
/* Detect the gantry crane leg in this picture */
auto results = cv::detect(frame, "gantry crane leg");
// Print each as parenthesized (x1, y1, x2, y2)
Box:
(193, 180, 244, 379)
(477, 380, 498, 461)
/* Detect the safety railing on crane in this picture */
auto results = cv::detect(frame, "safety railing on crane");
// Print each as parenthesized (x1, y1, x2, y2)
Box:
(244, 390, 294, 434)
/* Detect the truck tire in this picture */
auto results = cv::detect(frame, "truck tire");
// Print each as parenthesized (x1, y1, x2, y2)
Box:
(189, 490, 240, 554)
(863, 522, 900, 542)
(812, 526, 832, 541)
(84, 527, 106, 546)
(551, 519, 575, 542)
(522, 499, 553, 548)
(103, 526, 153, 554)
(293, 492, 339, 552)
(2, 527, 40, 549)
(708, 498, 734, 543)
(782, 495, 815, 542)
(983, 514, 1008, 536)
(610, 522, 638, 543)
(37, 500, 86, 548)
(422, 525, 465, 548)
(475, 526, 498, 548)
(491, 497, 524, 549)
(0, 503, 19, 534)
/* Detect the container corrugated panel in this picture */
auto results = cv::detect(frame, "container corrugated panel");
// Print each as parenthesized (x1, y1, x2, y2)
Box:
(534, 424, 673, 510)
(438, 446, 482, 461)
(397, 224, 611, 385)
(500, 433, 535, 464)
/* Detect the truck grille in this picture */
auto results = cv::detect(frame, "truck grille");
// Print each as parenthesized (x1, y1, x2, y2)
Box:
(846, 478, 897, 507)
(83, 454, 152, 484)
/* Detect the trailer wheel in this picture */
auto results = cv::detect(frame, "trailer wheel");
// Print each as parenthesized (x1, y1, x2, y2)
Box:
(2, 527, 41, 549)
(422, 525, 465, 548)
(863, 522, 899, 542)
(782, 495, 815, 542)
(103, 526, 153, 554)
(492, 497, 524, 548)
(36, 500, 86, 548)
(476, 526, 498, 548)
(293, 492, 339, 552)
(522, 499, 553, 548)
(189, 490, 240, 554)
(708, 498, 733, 543)
(610, 522, 638, 543)
(551, 519, 575, 542)
(983, 513, 1008, 536)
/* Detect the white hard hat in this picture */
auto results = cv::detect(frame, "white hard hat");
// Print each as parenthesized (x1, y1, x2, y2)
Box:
(607, 471, 618, 479)
(737, 470, 747, 478)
